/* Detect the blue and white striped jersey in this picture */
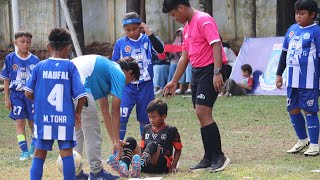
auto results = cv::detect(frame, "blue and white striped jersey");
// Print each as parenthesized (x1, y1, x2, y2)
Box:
(111, 33, 154, 83)
(25, 58, 86, 141)
(71, 55, 126, 100)
(0, 52, 39, 91)
(283, 23, 320, 89)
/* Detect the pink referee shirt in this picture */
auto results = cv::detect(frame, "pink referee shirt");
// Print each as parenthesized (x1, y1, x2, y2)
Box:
(182, 10, 227, 68)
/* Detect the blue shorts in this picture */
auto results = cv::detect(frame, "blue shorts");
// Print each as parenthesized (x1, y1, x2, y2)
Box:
(287, 87, 319, 113)
(9, 90, 34, 120)
(34, 138, 77, 151)
(120, 80, 154, 124)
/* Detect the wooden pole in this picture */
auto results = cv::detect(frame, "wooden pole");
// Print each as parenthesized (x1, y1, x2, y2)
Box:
(59, 0, 82, 56)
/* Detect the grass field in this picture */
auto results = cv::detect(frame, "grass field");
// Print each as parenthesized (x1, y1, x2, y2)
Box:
(1, 93, 320, 179)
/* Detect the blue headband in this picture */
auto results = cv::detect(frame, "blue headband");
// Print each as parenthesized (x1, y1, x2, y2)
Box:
(122, 18, 141, 26)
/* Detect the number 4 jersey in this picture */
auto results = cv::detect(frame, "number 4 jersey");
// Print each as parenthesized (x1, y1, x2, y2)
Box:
(25, 58, 86, 141)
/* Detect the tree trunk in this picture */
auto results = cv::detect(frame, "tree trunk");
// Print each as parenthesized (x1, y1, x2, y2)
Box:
(276, 0, 296, 36)
(200, 0, 213, 16)
(66, 0, 85, 54)
(126, 0, 146, 22)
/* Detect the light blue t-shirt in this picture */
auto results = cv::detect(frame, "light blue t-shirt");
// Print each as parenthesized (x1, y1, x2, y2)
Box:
(71, 55, 126, 100)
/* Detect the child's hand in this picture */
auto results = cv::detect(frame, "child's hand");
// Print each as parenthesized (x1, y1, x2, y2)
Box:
(140, 23, 152, 35)
(4, 98, 11, 110)
(276, 75, 283, 89)
(75, 113, 81, 130)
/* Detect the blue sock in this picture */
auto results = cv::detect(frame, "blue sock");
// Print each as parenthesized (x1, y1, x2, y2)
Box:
(62, 156, 75, 180)
(139, 122, 148, 137)
(306, 113, 319, 144)
(17, 134, 28, 152)
(120, 123, 127, 140)
(30, 157, 44, 180)
(289, 113, 308, 140)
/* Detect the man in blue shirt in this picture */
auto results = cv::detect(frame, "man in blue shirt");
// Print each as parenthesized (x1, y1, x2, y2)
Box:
(71, 55, 140, 180)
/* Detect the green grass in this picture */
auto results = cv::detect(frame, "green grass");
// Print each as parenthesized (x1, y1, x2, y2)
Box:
(1, 94, 320, 179)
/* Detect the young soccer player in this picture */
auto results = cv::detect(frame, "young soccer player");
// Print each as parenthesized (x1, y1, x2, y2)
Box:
(25, 28, 87, 180)
(107, 99, 182, 178)
(112, 12, 164, 140)
(0, 31, 39, 160)
(162, 0, 230, 172)
(220, 64, 253, 97)
(276, 0, 320, 156)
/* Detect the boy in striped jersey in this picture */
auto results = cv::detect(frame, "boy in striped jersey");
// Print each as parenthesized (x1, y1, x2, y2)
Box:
(25, 28, 87, 180)
(276, 0, 320, 156)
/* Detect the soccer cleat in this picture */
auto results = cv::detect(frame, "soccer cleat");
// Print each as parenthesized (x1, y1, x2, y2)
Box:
(190, 157, 212, 171)
(89, 169, 119, 180)
(304, 144, 319, 156)
(287, 139, 310, 153)
(154, 89, 163, 95)
(130, 155, 141, 178)
(29, 144, 35, 158)
(19, 151, 31, 161)
(209, 154, 230, 172)
(107, 155, 119, 172)
(76, 170, 89, 180)
(107, 155, 129, 178)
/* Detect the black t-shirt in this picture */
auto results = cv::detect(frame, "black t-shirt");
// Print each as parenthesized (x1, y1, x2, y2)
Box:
(141, 124, 182, 157)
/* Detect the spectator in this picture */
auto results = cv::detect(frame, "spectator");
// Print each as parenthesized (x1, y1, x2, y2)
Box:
(220, 64, 253, 97)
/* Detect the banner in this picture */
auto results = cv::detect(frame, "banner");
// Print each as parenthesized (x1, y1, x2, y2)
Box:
(229, 37, 286, 95)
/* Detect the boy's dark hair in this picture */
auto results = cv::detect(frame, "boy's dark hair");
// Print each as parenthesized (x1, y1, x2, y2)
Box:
(14, 31, 32, 40)
(241, 64, 252, 75)
(123, 12, 140, 22)
(117, 56, 140, 81)
(147, 99, 168, 116)
(48, 28, 71, 51)
(294, 0, 318, 18)
(162, 0, 190, 13)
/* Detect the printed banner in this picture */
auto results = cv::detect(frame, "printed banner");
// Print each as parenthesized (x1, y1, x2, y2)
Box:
(230, 37, 286, 95)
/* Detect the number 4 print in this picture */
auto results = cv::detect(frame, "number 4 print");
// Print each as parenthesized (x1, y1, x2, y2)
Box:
(47, 84, 64, 112)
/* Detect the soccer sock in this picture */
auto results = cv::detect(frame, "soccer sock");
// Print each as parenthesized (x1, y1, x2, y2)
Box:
(30, 157, 44, 180)
(141, 142, 157, 165)
(62, 156, 75, 180)
(139, 122, 147, 137)
(17, 134, 28, 152)
(305, 113, 319, 144)
(289, 113, 308, 140)
(122, 137, 137, 168)
(201, 122, 223, 160)
(120, 123, 127, 140)
(201, 125, 212, 161)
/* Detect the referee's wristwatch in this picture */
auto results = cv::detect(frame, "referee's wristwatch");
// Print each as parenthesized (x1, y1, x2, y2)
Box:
(213, 68, 221, 75)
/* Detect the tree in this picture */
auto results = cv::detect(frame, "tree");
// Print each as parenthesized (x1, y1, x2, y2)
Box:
(200, 0, 212, 16)
(276, 0, 296, 36)
(66, 0, 85, 54)
(126, 0, 146, 22)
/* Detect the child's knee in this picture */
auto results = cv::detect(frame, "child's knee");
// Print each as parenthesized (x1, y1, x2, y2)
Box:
(15, 119, 26, 129)
(124, 137, 137, 150)
(144, 142, 158, 154)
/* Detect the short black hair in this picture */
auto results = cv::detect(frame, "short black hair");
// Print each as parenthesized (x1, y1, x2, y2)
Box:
(123, 12, 140, 21)
(294, 0, 318, 18)
(48, 28, 71, 51)
(14, 31, 32, 39)
(241, 64, 252, 75)
(147, 99, 168, 116)
(117, 56, 140, 81)
(162, 0, 190, 13)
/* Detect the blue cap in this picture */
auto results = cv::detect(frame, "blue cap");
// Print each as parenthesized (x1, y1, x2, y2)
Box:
(122, 18, 141, 26)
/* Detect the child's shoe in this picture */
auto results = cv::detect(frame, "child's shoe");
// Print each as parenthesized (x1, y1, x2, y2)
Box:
(304, 144, 319, 156)
(107, 155, 129, 178)
(20, 151, 30, 161)
(130, 155, 141, 178)
(118, 161, 129, 178)
(287, 139, 310, 153)
(107, 155, 119, 172)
